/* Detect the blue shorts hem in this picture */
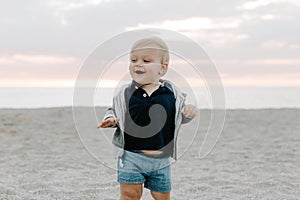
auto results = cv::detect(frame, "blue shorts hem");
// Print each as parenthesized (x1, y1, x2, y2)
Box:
(117, 178, 145, 184)
(145, 185, 171, 193)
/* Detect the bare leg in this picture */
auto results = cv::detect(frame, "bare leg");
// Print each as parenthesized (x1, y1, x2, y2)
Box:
(120, 183, 143, 200)
(150, 190, 170, 200)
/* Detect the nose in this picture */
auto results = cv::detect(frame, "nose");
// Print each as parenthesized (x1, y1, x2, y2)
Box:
(135, 61, 143, 67)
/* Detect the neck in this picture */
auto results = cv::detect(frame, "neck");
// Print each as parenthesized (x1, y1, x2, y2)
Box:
(141, 81, 161, 95)
(142, 80, 161, 88)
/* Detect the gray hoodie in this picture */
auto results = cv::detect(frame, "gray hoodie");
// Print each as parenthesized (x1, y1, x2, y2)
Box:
(103, 79, 191, 160)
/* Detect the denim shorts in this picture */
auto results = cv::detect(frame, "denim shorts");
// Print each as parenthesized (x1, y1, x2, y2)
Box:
(117, 150, 171, 192)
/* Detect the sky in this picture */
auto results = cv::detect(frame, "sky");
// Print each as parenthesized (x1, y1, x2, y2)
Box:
(1, 0, 300, 88)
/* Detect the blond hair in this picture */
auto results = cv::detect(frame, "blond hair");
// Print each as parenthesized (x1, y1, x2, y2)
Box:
(131, 36, 169, 64)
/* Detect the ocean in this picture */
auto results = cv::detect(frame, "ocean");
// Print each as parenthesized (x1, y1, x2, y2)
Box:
(0, 87, 299, 109)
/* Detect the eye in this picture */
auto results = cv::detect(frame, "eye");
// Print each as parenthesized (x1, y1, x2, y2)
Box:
(131, 58, 137, 63)
(144, 59, 150, 63)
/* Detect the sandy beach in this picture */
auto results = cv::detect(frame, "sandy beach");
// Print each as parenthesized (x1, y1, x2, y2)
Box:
(0, 107, 299, 199)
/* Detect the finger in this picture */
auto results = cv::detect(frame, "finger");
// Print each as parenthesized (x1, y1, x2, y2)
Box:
(185, 111, 197, 119)
(98, 120, 111, 128)
(98, 118, 119, 128)
(181, 107, 186, 115)
(97, 122, 105, 128)
(185, 114, 193, 119)
(109, 118, 119, 125)
(98, 122, 107, 128)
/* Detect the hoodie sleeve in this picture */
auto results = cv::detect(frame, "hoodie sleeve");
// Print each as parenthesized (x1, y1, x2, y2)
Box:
(101, 106, 118, 128)
(180, 93, 193, 124)
(103, 106, 116, 120)
(102, 89, 120, 128)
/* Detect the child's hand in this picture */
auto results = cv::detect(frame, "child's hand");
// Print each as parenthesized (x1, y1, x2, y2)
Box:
(97, 117, 120, 128)
(181, 104, 198, 119)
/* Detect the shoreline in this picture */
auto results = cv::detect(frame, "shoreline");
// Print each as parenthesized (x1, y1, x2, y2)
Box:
(1, 106, 300, 110)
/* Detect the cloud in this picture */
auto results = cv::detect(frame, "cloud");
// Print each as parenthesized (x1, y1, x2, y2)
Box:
(238, 0, 300, 11)
(47, 0, 112, 11)
(0, 79, 75, 88)
(1, 0, 300, 87)
(126, 17, 242, 31)
(244, 58, 300, 65)
(0, 53, 79, 83)
(221, 73, 300, 86)
(47, 0, 116, 25)
(0, 54, 76, 65)
(2, 0, 296, 54)
(125, 16, 249, 48)
(262, 40, 300, 49)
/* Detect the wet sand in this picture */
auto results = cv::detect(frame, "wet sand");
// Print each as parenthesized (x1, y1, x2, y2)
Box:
(0, 107, 299, 199)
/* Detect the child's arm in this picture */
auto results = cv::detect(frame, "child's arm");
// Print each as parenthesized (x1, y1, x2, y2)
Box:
(181, 104, 198, 124)
(96, 85, 126, 128)
(97, 107, 119, 128)
(97, 117, 120, 128)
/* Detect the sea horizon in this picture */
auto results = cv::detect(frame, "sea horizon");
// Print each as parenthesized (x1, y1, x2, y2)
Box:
(1, 86, 299, 109)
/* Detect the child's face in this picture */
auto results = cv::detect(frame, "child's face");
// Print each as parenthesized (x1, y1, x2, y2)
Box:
(129, 48, 167, 85)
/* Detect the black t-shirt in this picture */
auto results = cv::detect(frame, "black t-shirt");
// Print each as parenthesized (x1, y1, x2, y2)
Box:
(124, 83, 176, 157)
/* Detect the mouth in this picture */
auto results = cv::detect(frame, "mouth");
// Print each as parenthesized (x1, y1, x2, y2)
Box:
(135, 70, 145, 75)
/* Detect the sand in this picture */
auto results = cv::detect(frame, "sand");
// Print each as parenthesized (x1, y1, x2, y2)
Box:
(0, 107, 299, 199)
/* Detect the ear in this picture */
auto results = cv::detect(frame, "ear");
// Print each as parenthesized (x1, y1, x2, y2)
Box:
(160, 63, 168, 76)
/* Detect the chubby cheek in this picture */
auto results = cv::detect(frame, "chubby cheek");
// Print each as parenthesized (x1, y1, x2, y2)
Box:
(128, 65, 135, 76)
(129, 64, 133, 71)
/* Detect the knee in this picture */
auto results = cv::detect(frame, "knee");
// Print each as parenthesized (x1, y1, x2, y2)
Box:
(121, 188, 142, 200)
(151, 191, 170, 200)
